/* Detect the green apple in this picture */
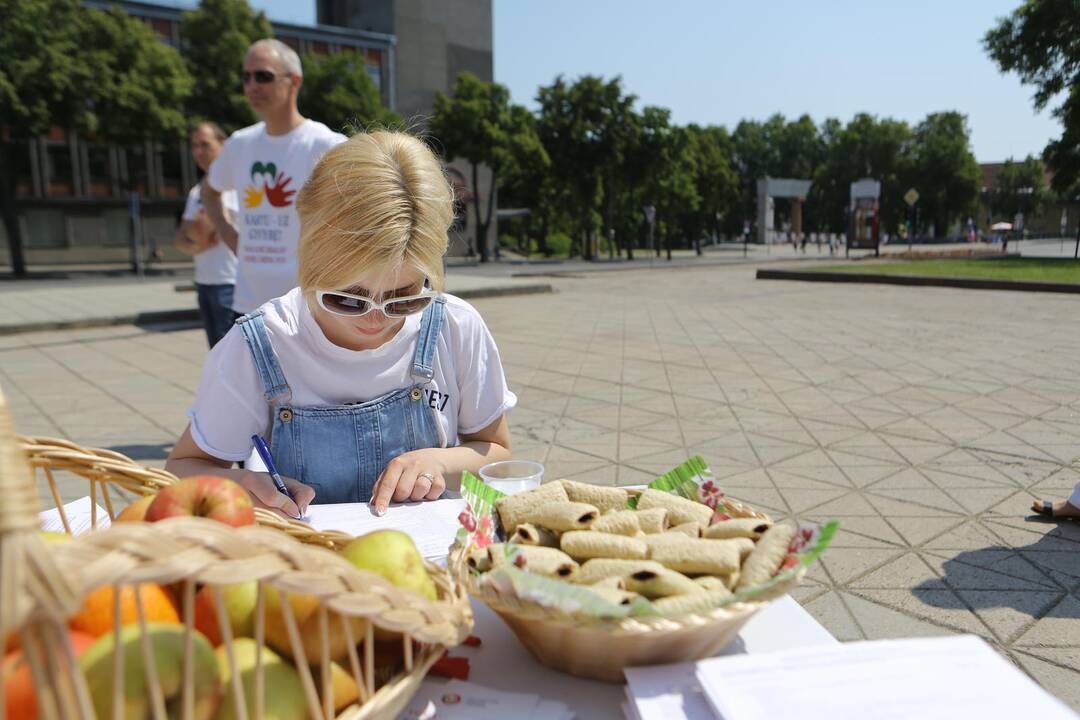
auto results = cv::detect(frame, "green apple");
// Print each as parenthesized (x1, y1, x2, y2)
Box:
(79, 622, 220, 720)
(215, 638, 307, 720)
(339, 530, 437, 602)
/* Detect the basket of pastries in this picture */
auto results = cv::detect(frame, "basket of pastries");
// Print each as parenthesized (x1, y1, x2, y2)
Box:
(449, 457, 837, 682)
(2, 388, 473, 719)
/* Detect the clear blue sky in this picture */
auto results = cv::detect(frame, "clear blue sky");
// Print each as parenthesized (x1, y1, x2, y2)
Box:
(182, 0, 1058, 162)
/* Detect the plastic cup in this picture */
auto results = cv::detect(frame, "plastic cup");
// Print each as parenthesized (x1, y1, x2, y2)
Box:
(479, 460, 544, 495)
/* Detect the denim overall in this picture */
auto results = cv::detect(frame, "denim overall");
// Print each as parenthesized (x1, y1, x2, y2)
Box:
(236, 297, 445, 504)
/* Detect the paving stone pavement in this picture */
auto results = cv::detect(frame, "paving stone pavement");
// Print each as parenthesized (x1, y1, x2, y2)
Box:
(2, 264, 1078, 707)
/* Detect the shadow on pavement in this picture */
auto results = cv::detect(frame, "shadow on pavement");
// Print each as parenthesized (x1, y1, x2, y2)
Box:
(913, 525, 1080, 619)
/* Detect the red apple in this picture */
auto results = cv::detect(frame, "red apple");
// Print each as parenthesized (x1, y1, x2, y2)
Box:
(145, 476, 255, 527)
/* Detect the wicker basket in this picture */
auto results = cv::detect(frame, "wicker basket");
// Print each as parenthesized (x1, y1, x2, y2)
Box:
(450, 494, 803, 683)
(19, 435, 356, 549)
(2, 393, 473, 719)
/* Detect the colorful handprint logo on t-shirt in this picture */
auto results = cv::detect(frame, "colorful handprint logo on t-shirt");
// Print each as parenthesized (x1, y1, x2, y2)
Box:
(243, 161, 296, 208)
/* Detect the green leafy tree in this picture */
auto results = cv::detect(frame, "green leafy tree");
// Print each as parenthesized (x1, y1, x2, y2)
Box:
(180, 0, 272, 131)
(991, 155, 1048, 223)
(431, 72, 542, 262)
(814, 113, 913, 234)
(496, 107, 553, 256)
(684, 124, 739, 248)
(536, 75, 636, 259)
(0, 0, 190, 276)
(984, 1, 1080, 194)
(299, 51, 400, 133)
(908, 112, 980, 236)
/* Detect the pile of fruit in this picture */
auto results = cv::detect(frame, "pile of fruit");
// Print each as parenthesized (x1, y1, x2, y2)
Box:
(464, 479, 821, 616)
(5, 475, 440, 720)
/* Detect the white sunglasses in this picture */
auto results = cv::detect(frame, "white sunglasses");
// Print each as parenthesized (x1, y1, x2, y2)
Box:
(316, 287, 436, 318)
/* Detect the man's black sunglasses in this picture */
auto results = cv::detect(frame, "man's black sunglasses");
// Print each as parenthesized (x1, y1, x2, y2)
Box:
(242, 70, 289, 85)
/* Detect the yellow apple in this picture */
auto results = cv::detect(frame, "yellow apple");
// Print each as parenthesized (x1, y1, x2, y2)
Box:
(263, 588, 366, 664)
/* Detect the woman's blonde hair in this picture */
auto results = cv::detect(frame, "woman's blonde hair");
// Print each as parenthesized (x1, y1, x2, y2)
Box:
(297, 130, 454, 297)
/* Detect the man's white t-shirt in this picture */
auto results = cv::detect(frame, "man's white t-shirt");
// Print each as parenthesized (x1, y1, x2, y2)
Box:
(207, 120, 347, 313)
(181, 184, 239, 286)
(187, 289, 517, 462)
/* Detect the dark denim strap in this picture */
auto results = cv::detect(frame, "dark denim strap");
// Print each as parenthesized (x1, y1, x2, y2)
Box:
(411, 295, 446, 381)
(236, 311, 292, 403)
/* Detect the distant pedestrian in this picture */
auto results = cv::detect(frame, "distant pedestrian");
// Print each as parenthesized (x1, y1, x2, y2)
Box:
(174, 122, 237, 348)
(202, 38, 346, 319)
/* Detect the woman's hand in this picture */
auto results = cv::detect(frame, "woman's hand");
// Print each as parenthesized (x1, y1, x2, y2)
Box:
(237, 470, 315, 519)
(370, 449, 447, 516)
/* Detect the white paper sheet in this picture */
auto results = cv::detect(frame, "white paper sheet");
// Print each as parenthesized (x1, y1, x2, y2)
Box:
(696, 634, 1075, 720)
(302, 497, 466, 560)
(38, 496, 111, 535)
(400, 679, 556, 720)
(623, 662, 715, 720)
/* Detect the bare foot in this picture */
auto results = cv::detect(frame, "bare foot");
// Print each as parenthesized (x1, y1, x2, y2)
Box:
(1031, 498, 1080, 519)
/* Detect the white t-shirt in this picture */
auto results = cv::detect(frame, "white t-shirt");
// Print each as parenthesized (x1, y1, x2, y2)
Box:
(187, 289, 517, 462)
(181, 184, 239, 286)
(207, 120, 347, 313)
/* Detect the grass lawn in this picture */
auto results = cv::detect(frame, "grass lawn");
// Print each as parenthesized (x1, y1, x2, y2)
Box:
(813, 258, 1080, 284)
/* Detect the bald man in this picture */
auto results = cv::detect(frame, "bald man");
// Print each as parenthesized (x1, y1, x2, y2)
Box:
(203, 39, 346, 318)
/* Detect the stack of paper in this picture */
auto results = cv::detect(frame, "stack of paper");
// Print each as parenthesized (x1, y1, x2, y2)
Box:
(303, 497, 466, 561)
(401, 679, 574, 719)
(695, 635, 1074, 720)
(38, 496, 111, 535)
(623, 662, 713, 720)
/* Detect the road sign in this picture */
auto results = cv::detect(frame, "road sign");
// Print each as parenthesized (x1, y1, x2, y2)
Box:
(904, 188, 920, 207)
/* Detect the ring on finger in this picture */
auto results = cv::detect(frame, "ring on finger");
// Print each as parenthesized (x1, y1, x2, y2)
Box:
(418, 472, 435, 482)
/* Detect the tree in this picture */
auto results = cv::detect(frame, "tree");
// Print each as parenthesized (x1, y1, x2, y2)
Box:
(984, 1, 1080, 194)
(497, 108, 553, 256)
(536, 75, 636, 259)
(0, 1, 190, 277)
(299, 51, 400, 133)
(814, 113, 913, 234)
(684, 124, 738, 248)
(180, 0, 272, 131)
(991, 155, 1048, 223)
(431, 72, 542, 262)
(908, 112, 980, 237)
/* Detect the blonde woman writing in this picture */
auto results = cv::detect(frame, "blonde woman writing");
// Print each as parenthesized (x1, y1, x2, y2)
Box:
(166, 131, 515, 518)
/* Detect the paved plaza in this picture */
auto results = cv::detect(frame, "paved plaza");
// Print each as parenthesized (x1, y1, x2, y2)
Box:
(1, 263, 1078, 707)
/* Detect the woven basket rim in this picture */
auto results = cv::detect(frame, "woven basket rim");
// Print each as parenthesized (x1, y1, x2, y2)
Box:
(450, 545, 803, 636)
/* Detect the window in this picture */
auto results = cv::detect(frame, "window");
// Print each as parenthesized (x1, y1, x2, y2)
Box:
(9, 141, 34, 196)
(158, 142, 183, 199)
(125, 144, 150, 196)
(43, 130, 74, 197)
(24, 209, 67, 248)
(85, 144, 113, 197)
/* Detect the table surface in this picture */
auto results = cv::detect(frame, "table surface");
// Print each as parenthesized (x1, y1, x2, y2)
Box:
(446, 595, 837, 720)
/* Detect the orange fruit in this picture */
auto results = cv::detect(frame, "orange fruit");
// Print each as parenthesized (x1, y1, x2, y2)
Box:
(4, 630, 95, 720)
(69, 584, 180, 638)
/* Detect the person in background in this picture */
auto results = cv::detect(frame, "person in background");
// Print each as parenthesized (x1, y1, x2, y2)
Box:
(174, 122, 238, 348)
(202, 38, 346, 320)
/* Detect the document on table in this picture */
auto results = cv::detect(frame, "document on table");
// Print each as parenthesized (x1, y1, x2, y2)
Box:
(38, 496, 111, 535)
(303, 497, 466, 560)
(623, 662, 714, 720)
(696, 634, 1075, 720)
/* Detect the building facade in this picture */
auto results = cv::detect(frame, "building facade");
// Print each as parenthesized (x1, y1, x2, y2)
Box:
(317, 0, 495, 257)
(1, 0, 492, 268)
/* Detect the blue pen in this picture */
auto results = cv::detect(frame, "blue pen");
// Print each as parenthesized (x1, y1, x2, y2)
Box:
(250, 435, 298, 516)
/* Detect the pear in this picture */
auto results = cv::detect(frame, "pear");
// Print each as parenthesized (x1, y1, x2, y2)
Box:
(340, 530, 437, 602)
(79, 622, 220, 720)
(215, 638, 307, 720)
